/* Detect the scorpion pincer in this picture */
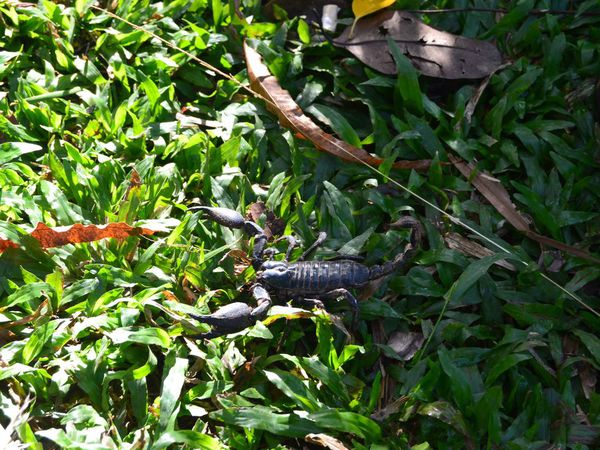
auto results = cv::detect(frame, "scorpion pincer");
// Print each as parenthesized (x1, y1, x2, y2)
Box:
(188, 206, 422, 338)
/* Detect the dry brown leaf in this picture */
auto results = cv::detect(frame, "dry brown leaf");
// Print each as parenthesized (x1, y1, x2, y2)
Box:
(334, 10, 503, 79)
(0, 239, 19, 253)
(371, 396, 409, 422)
(305, 433, 350, 450)
(449, 155, 600, 264)
(244, 42, 431, 171)
(580, 362, 597, 400)
(445, 232, 517, 271)
(0, 300, 48, 329)
(0, 222, 156, 254)
(247, 201, 286, 238)
(463, 62, 512, 124)
(387, 331, 424, 361)
(162, 290, 179, 303)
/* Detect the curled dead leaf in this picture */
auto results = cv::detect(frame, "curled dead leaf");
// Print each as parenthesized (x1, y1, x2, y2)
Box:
(449, 155, 600, 264)
(387, 331, 425, 361)
(0, 222, 156, 254)
(0, 239, 19, 253)
(305, 433, 350, 450)
(580, 362, 597, 400)
(445, 232, 517, 271)
(247, 201, 286, 238)
(371, 396, 409, 422)
(244, 41, 431, 170)
(335, 10, 503, 79)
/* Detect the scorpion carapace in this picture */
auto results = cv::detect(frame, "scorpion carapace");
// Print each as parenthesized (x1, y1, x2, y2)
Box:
(189, 206, 422, 338)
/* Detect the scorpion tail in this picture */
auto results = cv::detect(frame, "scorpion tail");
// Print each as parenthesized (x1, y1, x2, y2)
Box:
(368, 216, 423, 281)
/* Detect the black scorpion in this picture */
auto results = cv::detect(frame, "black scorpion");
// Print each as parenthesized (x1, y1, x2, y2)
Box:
(189, 206, 422, 338)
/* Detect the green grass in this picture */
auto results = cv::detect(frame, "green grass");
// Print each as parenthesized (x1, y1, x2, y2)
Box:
(1, 0, 600, 448)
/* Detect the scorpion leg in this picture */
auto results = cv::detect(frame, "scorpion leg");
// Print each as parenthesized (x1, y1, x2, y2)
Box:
(189, 284, 272, 338)
(322, 288, 360, 329)
(274, 235, 298, 261)
(299, 231, 327, 261)
(293, 297, 325, 310)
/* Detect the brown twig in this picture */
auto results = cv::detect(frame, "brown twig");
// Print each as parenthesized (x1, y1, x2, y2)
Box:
(408, 7, 600, 16)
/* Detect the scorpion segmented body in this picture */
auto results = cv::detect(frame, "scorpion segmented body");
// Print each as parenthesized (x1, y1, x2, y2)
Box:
(260, 260, 371, 296)
(189, 206, 421, 338)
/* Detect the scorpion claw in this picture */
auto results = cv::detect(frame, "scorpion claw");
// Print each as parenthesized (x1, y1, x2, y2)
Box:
(190, 302, 257, 338)
(190, 286, 273, 339)
(388, 216, 423, 249)
(192, 206, 246, 229)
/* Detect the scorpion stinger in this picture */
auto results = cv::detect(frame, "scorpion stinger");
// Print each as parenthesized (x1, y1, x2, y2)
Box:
(189, 206, 422, 338)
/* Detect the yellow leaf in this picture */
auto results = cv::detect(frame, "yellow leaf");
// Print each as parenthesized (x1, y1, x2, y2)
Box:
(350, 0, 396, 37)
(352, 0, 396, 19)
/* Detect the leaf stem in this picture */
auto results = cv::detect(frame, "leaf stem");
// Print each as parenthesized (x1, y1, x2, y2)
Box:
(408, 8, 600, 16)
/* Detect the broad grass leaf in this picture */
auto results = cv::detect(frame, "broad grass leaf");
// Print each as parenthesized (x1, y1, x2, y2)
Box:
(297, 18, 311, 44)
(474, 386, 503, 445)
(62, 278, 100, 307)
(0, 142, 43, 165)
(438, 348, 473, 409)
(157, 354, 189, 433)
(151, 430, 223, 450)
(0, 363, 41, 381)
(482, 0, 534, 37)
(39, 180, 84, 224)
(107, 327, 171, 348)
(316, 316, 338, 369)
(336, 345, 364, 368)
(367, 371, 382, 412)
(265, 171, 288, 211)
(0, 50, 20, 78)
(131, 348, 157, 380)
(387, 39, 423, 115)
(307, 104, 362, 148)
(338, 227, 374, 256)
(323, 180, 354, 238)
(60, 404, 108, 427)
(74, 57, 106, 84)
(3, 282, 50, 308)
(573, 330, 600, 367)
(264, 369, 322, 412)
(308, 409, 382, 441)
(359, 299, 401, 319)
(21, 319, 60, 364)
(263, 305, 314, 325)
(444, 253, 517, 304)
(186, 380, 234, 401)
(416, 401, 470, 439)
(512, 182, 561, 239)
(210, 405, 322, 438)
(299, 356, 351, 405)
(485, 353, 531, 386)
(127, 378, 148, 426)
